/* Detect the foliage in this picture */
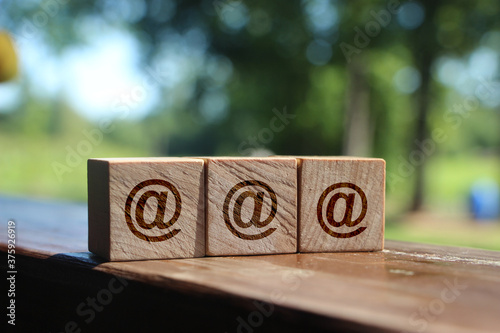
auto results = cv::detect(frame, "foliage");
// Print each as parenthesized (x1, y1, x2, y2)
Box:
(1, 0, 500, 217)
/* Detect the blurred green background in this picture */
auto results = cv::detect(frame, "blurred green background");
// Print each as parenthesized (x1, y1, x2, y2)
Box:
(1, 0, 499, 250)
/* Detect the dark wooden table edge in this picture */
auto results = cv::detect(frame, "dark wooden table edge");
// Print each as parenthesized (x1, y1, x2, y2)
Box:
(1, 246, 399, 333)
(1, 239, 499, 332)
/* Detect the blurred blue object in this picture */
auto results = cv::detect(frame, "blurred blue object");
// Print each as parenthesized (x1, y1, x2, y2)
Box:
(469, 179, 500, 221)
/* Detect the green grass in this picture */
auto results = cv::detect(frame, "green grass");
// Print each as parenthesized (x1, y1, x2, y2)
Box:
(425, 154, 500, 209)
(2, 133, 151, 202)
(385, 220, 500, 251)
(384, 153, 500, 251)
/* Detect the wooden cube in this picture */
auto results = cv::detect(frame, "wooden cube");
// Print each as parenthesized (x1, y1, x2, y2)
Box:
(88, 158, 205, 261)
(205, 157, 297, 256)
(298, 157, 385, 252)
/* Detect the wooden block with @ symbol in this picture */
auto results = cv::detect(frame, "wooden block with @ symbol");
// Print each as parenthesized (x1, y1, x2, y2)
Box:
(88, 158, 205, 261)
(298, 157, 385, 253)
(205, 157, 297, 256)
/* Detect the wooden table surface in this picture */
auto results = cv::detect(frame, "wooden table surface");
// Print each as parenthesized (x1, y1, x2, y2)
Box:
(1, 195, 499, 332)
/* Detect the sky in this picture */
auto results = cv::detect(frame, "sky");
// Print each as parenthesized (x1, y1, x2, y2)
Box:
(0, 26, 162, 121)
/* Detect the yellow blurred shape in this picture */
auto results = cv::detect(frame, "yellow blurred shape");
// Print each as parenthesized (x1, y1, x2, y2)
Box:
(0, 31, 18, 82)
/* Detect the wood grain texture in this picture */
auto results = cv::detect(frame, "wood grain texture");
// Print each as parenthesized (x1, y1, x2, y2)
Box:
(298, 157, 385, 252)
(88, 158, 205, 261)
(205, 157, 297, 256)
(1, 197, 500, 333)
